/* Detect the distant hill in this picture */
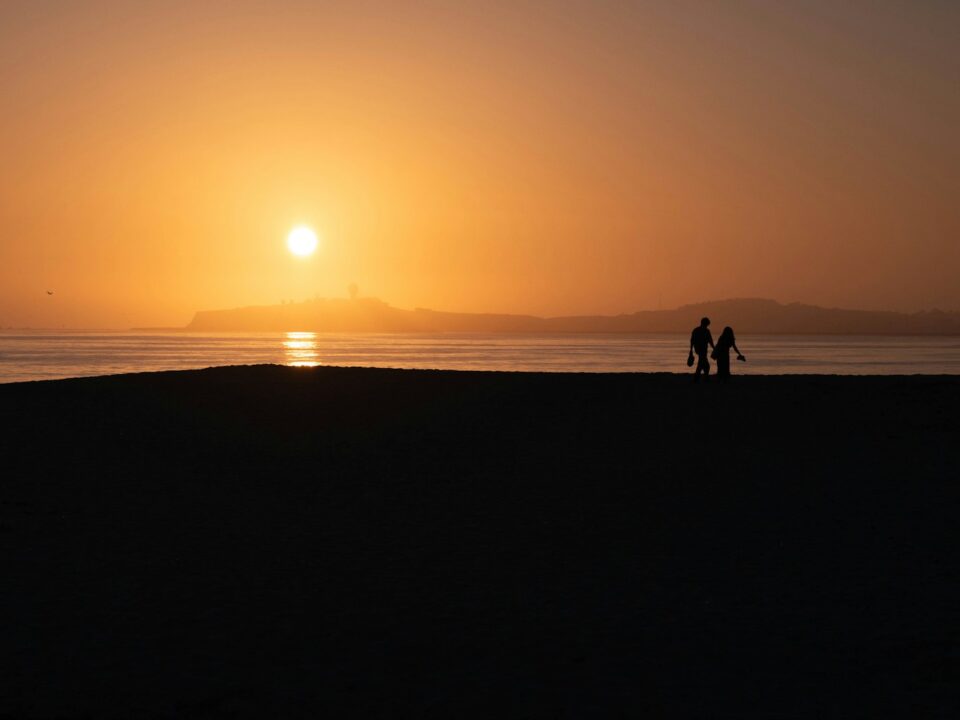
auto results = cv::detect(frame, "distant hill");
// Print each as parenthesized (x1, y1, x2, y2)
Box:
(184, 297, 960, 335)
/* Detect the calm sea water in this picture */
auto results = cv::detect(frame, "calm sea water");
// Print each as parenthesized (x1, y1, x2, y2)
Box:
(0, 332, 958, 383)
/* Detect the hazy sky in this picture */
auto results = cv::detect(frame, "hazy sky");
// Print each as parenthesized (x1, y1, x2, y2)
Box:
(1, 0, 958, 327)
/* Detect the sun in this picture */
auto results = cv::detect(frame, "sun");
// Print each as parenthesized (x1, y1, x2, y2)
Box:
(287, 225, 318, 257)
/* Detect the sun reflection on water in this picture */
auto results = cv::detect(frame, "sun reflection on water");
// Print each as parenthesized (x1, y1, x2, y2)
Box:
(283, 331, 320, 367)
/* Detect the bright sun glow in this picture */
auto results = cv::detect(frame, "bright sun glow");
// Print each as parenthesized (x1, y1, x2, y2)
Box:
(287, 226, 318, 257)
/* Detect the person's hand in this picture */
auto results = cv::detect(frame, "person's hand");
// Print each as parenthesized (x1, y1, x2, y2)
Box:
(737, 354, 746, 362)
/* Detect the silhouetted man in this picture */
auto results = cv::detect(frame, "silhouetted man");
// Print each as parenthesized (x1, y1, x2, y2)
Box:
(690, 317, 715, 381)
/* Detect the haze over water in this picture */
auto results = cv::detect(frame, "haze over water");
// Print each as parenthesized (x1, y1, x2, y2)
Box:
(1, 332, 958, 383)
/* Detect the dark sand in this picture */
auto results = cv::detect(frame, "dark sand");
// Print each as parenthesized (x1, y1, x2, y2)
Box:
(2, 366, 957, 717)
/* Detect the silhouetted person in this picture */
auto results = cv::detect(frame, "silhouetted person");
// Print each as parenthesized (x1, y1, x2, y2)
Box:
(713, 326, 745, 380)
(689, 317, 714, 381)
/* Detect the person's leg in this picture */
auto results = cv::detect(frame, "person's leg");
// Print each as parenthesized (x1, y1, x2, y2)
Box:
(696, 354, 710, 381)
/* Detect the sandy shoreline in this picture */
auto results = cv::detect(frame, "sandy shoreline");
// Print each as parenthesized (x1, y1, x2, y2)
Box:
(2, 365, 957, 716)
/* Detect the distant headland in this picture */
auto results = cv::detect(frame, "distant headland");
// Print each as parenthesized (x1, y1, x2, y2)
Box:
(177, 297, 960, 335)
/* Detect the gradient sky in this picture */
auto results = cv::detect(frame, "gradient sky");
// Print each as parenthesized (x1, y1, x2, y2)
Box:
(1, 0, 958, 328)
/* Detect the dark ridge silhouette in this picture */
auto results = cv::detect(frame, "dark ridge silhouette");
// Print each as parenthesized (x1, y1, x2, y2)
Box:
(2, 366, 958, 717)
(182, 296, 960, 335)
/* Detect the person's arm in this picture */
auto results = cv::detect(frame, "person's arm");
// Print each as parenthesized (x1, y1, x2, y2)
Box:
(733, 342, 745, 359)
(708, 331, 715, 349)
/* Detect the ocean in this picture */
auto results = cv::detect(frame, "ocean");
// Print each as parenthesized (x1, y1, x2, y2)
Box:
(1, 332, 959, 383)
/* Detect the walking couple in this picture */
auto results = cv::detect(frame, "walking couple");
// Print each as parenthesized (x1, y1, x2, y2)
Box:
(688, 317, 745, 381)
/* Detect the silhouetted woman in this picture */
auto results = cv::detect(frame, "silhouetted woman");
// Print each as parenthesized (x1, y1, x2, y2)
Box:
(712, 326, 745, 380)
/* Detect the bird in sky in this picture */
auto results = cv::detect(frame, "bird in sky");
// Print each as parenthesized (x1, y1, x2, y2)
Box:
(46, 290, 54, 295)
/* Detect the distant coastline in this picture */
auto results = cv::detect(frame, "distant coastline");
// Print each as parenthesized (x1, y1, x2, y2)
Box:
(0, 327, 130, 334)
(6, 297, 960, 336)
(181, 297, 960, 336)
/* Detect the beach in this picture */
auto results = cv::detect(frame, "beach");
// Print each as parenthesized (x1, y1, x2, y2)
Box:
(2, 366, 957, 717)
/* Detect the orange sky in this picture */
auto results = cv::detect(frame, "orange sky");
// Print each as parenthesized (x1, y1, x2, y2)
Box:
(1, 0, 958, 328)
